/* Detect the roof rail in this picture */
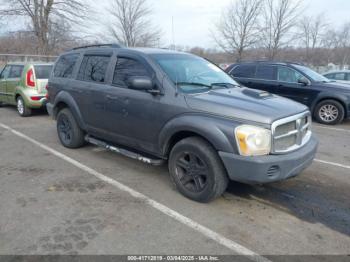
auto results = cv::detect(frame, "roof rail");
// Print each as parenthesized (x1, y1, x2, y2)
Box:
(71, 44, 124, 50)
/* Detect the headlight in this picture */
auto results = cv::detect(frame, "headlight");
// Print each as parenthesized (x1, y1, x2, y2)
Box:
(235, 125, 271, 156)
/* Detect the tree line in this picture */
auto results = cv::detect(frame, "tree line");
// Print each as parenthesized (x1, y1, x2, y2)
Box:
(0, 0, 349, 68)
(213, 0, 350, 68)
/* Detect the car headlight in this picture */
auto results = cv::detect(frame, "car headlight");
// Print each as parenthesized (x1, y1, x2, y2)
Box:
(235, 125, 271, 156)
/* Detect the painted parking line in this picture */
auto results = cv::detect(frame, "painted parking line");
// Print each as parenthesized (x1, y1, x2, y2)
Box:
(0, 123, 270, 262)
(314, 159, 350, 170)
(314, 125, 350, 133)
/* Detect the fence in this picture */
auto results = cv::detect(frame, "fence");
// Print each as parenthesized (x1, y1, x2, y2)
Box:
(0, 54, 57, 68)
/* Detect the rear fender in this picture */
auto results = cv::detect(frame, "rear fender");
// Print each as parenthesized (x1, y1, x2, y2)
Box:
(53, 91, 86, 130)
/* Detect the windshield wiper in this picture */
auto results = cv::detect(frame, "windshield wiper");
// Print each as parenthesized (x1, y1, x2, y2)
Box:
(176, 82, 211, 88)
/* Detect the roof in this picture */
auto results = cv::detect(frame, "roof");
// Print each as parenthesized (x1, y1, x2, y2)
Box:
(232, 61, 304, 66)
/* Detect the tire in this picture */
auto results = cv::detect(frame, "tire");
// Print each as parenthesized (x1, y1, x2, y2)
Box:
(56, 108, 85, 149)
(169, 137, 229, 203)
(17, 96, 32, 117)
(314, 100, 345, 125)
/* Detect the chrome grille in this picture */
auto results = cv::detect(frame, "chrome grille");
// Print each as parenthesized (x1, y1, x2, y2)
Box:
(271, 112, 312, 154)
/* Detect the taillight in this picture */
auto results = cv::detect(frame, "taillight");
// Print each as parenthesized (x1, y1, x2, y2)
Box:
(30, 96, 44, 101)
(26, 68, 36, 88)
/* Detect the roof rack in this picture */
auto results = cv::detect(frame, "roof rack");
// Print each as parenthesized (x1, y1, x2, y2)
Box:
(72, 44, 124, 50)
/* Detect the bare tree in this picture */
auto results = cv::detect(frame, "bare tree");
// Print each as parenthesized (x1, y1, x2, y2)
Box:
(107, 0, 161, 47)
(213, 0, 263, 62)
(0, 0, 88, 55)
(298, 14, 328, 63)
(261, 0, 303, 60)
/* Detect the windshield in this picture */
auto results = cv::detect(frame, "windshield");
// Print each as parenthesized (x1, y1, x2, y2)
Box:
(294, 65, 330, 82)
(34, 65, 53, 79)
(151, 54, 239, 93)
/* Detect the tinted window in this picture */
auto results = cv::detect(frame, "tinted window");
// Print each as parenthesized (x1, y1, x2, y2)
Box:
(9, 65, 24, 78)
(231, 65, 256, 78)
(324, 73, 334, 79)
(78, 55, 110, 83)
(256, 65, 276, 80)
(0, 66, 11, 79)
(113, 57, 150, 88)
(277, 67, 304, 83)
(34, 65, 53, 79)
(334, 73, 346, 80)
(54, 54, 80, 78)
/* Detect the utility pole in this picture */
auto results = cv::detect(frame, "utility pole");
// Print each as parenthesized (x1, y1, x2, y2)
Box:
(172, 16, 175, 50)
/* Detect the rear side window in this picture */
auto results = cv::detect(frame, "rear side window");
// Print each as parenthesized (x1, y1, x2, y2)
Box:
(256, 65, 276, 80)
(113, 57, 150, 88)
(231, 65, 256, 78)
(34, 65, 53, 79)
(334, 73, 346, 80)
(9, 65, 24, 78)
(78, 55, 111, 83)
(54, 54, 80, 78)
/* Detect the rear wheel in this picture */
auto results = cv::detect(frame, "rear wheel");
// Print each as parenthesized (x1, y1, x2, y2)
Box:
(314, 100, 345, 125)
(17, 96, 32, 117)
(169, 137, 229, 203)
(57, 108, 85, 149)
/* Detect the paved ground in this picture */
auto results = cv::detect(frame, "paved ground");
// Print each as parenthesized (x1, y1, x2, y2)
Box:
(0, 106, 349, 258)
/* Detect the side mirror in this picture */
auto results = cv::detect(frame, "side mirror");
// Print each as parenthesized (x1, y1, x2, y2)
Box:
(298, 77, 310, 86)
(128, 76, 154, 91)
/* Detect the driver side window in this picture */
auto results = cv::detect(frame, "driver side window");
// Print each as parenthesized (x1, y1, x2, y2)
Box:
(113, 57, 150, 88)
(278, 66, 304, 83)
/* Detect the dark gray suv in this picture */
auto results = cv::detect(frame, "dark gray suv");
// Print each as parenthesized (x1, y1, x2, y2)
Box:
(47, 44, 318, 203)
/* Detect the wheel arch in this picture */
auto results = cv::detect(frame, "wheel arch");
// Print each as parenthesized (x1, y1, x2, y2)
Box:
(53, 91, 87, 130)
(313, 96, 348, 118)
(160, 115, 237, 157)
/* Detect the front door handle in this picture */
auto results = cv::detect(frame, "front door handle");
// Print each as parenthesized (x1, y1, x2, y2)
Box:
(106, 95, 119, 100)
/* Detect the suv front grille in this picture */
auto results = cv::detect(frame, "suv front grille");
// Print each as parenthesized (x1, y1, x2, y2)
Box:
(271, 112, 312, 154)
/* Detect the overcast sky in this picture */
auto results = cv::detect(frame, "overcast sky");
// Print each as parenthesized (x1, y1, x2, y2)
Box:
(143, 0, 350, 48)
(3, 0, 350, 49)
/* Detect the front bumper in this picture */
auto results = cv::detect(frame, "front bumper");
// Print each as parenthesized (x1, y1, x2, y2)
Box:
(219, 136, 318, 184)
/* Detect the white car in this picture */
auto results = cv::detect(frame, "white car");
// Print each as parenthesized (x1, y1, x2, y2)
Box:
(323, 70, 350, 84)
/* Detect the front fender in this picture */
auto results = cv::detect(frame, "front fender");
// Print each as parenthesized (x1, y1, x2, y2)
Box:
(159, 114, 240, 155)
(53, 91, 87, 130)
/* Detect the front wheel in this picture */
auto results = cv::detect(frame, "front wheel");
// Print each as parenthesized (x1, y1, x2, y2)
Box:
(314, 100, 345, 125)
(17, 96, 32, 117)
(169, 137, 229, 203)
(57, 108, 85, 149)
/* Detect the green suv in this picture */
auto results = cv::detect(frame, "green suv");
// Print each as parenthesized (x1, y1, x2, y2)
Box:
(0, 62, 53, 116)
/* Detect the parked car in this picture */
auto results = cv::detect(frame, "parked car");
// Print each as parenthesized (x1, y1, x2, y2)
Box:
(0, 62, 53, 116)
(323, 70, 350, 84)
(47, 44, 318, 203)
(226, 61, 350, 125)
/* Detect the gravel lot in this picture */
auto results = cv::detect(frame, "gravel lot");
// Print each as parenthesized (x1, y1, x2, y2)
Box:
(0, 106, 349, 258)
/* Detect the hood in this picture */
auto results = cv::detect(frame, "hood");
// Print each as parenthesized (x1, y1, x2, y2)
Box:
(185, 88, 309, 125)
